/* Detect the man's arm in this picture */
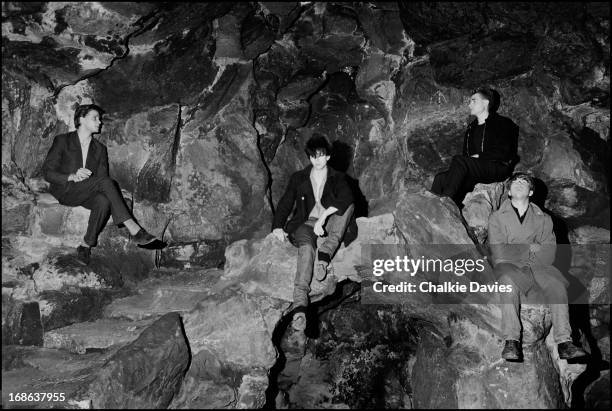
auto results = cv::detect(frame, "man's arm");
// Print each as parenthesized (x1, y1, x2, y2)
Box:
(487, 213, 507, 265)
(272, 174, 297, 231)
(43, 135, 70, 185)
(479, 119, 518, 163)
(96, 144, 109, 177)
(531, 214, 556, 266)
(329, 174, 353, 216)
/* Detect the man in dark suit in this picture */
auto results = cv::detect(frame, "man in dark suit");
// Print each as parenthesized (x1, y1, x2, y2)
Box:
(431, 87, 519, 206)
(43, 104, 165, 265)
(272, 134, 355, 331)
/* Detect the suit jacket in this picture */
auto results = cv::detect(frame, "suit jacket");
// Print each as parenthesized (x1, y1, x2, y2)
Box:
(488, 198, 567, 293)
(42, 131, 109, 199)
(272, 165, 356, 244)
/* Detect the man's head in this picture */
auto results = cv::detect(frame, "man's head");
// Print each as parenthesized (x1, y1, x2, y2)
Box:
(305, 133, 331, 170)
(74, 104, 104, 134)
(507, 172, 534, 200)
(469, 87, 500, 116)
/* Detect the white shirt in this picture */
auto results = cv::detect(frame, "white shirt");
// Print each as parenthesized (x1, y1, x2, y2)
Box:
(78, 135, 92, 168)
(308, 168, 327, 219)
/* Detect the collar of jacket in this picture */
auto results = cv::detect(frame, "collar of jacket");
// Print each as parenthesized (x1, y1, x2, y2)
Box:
(498, 198, 544, 216)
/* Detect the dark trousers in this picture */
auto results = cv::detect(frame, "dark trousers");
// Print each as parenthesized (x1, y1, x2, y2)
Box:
(289, 204, 354, 308)
(57, 176, 132, 247)
(431, 155, 511, 205)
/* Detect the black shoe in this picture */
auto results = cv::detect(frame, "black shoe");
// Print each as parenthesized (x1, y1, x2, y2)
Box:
(76, 246, 91, 266)
(502, 340, 523, 361)
(132, 228, 156, 244)
(558, 341, 587, 360)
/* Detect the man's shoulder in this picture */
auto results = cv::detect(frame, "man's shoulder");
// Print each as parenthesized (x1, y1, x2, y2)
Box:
(491, 113, 517, 128)
(92, 137, 107, 150)
(53, 132, 75, 142)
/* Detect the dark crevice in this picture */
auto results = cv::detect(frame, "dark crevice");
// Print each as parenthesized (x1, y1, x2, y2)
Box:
(251, 60, 275, 215)
(51, 8, 163, 101)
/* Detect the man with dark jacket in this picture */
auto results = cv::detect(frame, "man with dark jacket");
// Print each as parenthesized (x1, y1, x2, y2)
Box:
(42, 104, 165, 265)
(272, 134, 355, 331)
(488, 173, 587, 361)
(431, 87, 519, 205)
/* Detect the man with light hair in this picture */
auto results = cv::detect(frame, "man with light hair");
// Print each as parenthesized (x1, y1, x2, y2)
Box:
(488, 172, 587, 361)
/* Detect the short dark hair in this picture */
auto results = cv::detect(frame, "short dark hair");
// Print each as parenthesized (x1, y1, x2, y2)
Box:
(305, 133, 332, 157)
(74, 104, 105, 128)
(471, 87, 500, 113)
(507, 172, 534, 191)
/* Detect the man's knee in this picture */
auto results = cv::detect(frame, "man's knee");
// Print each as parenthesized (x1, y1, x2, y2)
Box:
(450, 155, 468, 171)
(93, 194, 111, 211)
(495, 264, 520, 286)
(293, 224, 316, 247)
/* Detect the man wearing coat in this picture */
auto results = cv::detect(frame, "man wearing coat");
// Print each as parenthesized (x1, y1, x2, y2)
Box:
(488, 172, 586, 361)
(432, 87, 519, 206)
(272, 134, 355, 331)
(43, 104, 165, 265)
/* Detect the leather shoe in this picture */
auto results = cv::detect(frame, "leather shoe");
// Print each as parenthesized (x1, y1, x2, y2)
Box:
(502, 339, 523, 361)
(132, 228, 157, 246)
(558, 341, 587, 360)
(75, 245, 91, 266)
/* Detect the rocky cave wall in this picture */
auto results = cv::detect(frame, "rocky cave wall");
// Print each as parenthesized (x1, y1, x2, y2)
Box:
(3, 2, 609, 254)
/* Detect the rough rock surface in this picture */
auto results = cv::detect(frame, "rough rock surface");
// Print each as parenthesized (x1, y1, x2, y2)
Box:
(88, 313, 190, 409)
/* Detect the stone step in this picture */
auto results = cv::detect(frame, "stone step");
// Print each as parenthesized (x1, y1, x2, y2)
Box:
(103, 269, 222, 321)
(43, 318, 155, 354)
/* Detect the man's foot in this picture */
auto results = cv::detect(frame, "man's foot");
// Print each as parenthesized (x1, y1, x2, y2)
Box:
(132, 228, 156, 245)
(131, 229, 167, 249)
(315, 262, 328, 281)
(75, 245, 91, 266)
(501, 339, 523, 361)
(558, 341, 587, 360)
(292, 312, 306, 331)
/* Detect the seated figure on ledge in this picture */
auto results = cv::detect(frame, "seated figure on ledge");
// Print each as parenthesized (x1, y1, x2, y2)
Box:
(488, 172, 587, 362)
(42, 104, 166, 266)
(271, 134, 355, 332)
(431, 87, 519, 206)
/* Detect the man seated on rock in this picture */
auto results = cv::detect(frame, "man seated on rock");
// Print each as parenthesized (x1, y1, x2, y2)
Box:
(431, 87, 519, 206)
(42, 104, 166, 266)
(488, 172, 587, 362)
(272, 133, 355, 331)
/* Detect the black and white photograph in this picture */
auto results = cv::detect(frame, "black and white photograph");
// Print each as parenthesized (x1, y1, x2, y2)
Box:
(1, 2, 610, 409)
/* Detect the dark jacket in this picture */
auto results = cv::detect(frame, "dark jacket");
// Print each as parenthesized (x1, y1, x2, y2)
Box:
(273, 165, 357, 244)
(42, 131, 109, 199)
(488, 199, 567, 293)
(463, 112, 519, 165)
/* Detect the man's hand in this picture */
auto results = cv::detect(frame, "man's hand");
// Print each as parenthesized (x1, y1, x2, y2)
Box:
(272, 228, 287, 242)
(68, 168, 92, 182)
(529, 243, 542, 253)
(313, 219, 325, 236)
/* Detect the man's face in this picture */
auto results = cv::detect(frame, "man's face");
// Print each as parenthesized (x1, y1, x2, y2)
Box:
(469, 93, 489, 116)
(509, 178, 533, 200)
(309, 151, 330, 170)
(80, 110, 102, 134)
